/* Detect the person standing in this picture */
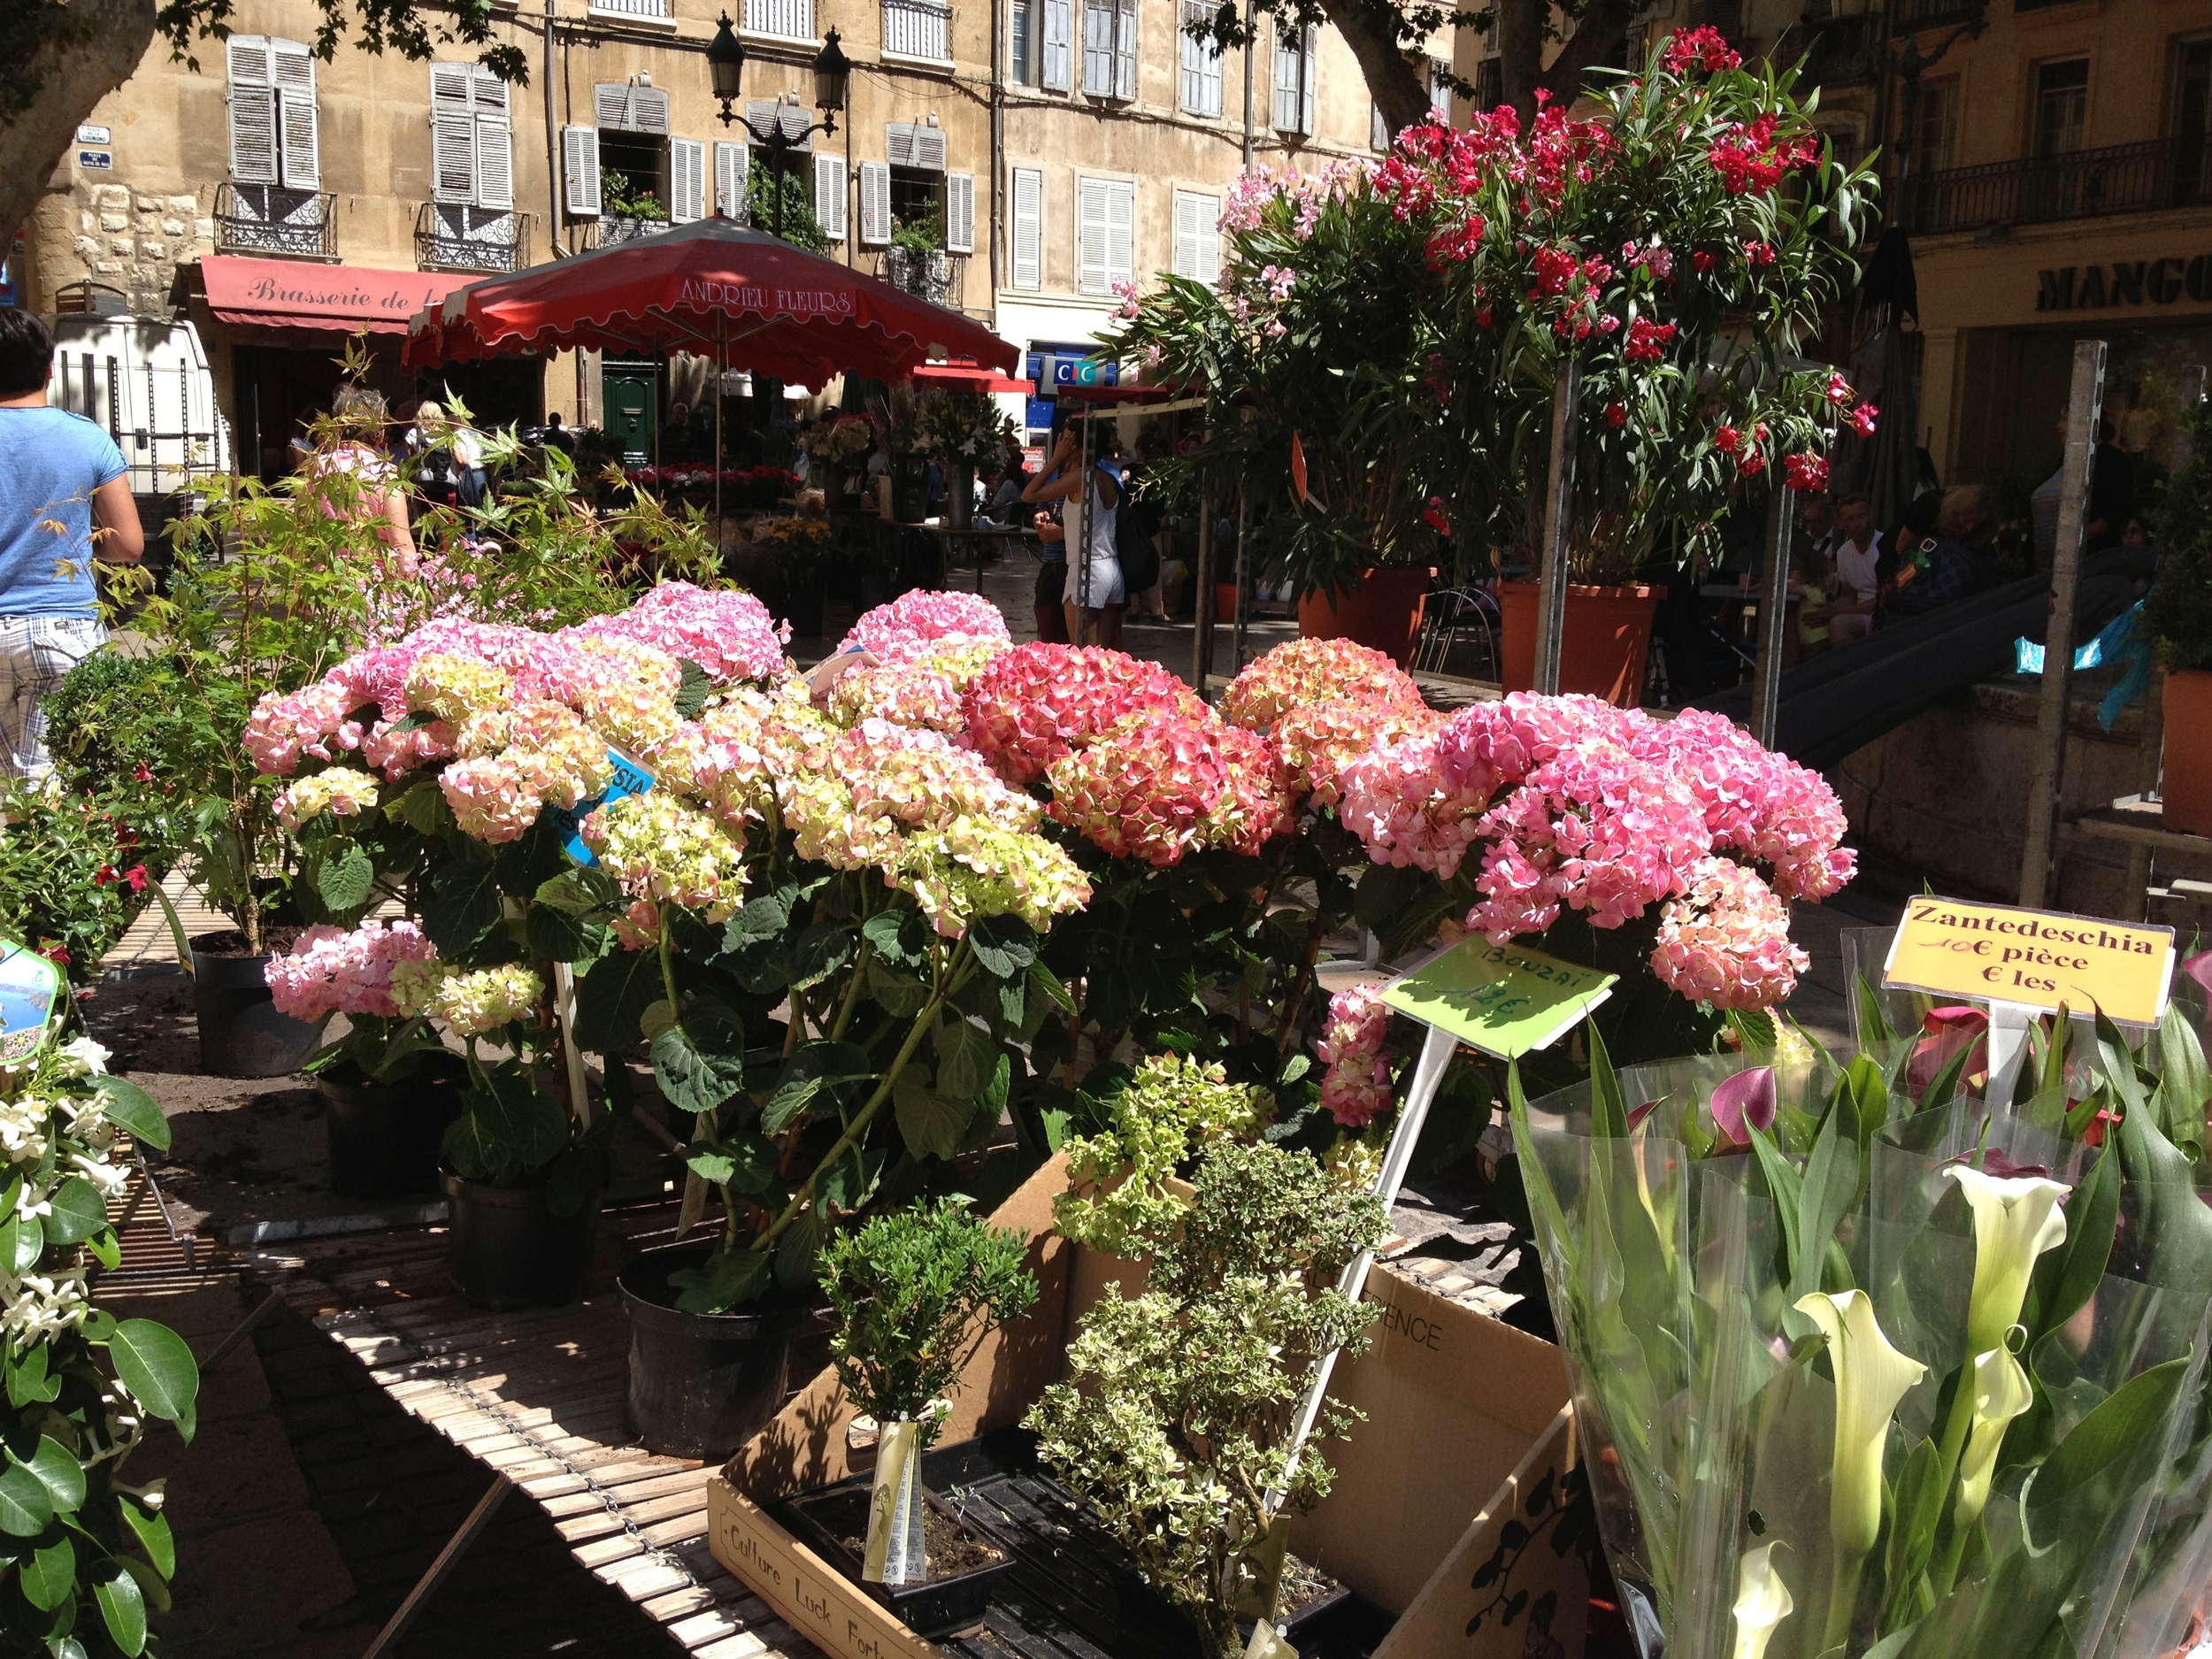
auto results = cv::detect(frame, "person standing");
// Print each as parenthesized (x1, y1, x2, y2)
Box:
(0, 307, 144, 780)
(1023, 423, 1125, 646)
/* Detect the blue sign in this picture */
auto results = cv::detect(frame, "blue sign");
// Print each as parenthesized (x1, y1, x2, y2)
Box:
(0, 941, 62, 1064)
(1048, 357, 1118, 388)
(1024, 397, 1056, 433)
(549, 749, 656, 865)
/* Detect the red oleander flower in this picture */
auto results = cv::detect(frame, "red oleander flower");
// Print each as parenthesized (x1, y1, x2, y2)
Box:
(1784, 452, 1829, 492)
(1605, 403, 1627, 427)
(1623, 319, 1677, 363)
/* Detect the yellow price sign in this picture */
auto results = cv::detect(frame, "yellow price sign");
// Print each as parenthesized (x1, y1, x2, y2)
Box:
(1882, 895, 2176, 1026)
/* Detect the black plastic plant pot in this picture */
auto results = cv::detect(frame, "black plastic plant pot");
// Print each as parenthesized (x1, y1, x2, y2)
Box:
(442, 1173, 599, 1310)
(618, 1243, 820, 1457)
(188, 932, 319, 1079)
(319, 1056, 466, 1199)
(780, 1481, 1017, 1636)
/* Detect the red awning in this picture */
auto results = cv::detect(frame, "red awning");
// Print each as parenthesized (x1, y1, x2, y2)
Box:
(200, 257, 471, 335)
(911, 359, 1033, 394)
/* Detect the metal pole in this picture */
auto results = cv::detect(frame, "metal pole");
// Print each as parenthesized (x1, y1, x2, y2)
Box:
(360, 1475, 515, 1659)
(1075, 412, 1094, 645)
(2017, 337, 2106, 910)
(1750, 488, 1794, 747)
(1241, 0, 1256, 173)
(713, 313, 725, 537)
(1532, 357, 1581, 695)
(1192, 485, 1216, 689)
(1230, 482, 1251, 673)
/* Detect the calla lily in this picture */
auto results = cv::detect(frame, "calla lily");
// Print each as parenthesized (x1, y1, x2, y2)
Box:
(1730, 1542, 1794, 1659)
(1955, 1345, 2032, 1528)
(1908, 1004, 1988, 1096)
(1711, 1066, 1778, 1147)
(2183, 949, 2212, 1001)
(1796, 1289, 1930, 1559)
(1943, 1165, 2070, 1353)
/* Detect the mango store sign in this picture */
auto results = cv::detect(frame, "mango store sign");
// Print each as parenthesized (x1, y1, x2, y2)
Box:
(1882, 895, 2175, 1026)
(2036, 256, 2212, 312)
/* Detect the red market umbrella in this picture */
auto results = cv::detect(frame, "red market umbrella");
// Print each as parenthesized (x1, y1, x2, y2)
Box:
(910, 359, 1033, 395)
(403, 217, 1014, 388)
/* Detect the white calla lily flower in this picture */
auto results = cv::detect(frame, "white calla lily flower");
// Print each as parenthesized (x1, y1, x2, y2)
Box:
(1943, 1164, 2070, 1353)
(1730, 1541, 1794, 1659)
(1796, 1289, 1930, 1559)
(1955, 1344, 2033, 1527)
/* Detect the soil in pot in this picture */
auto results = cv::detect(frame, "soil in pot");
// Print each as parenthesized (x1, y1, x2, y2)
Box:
(188, 926, 319, 1079)
(319, 1054, 465, 1200)
(442, 1172, 599, 1310)
(780, 1467, 1018, 1635)
(618, 1243, 819, 1457)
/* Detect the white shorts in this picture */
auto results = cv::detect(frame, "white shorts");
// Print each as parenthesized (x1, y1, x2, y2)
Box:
(1073, 553, 1125, 610)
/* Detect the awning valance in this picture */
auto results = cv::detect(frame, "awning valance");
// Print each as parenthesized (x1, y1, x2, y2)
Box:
(199, 257, 471, 335)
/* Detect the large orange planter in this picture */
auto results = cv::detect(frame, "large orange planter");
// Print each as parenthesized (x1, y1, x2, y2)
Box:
(1497, 580, 1660, 707)
(1296, 567, 1436, 668)
(2163, 669, 2212, 835)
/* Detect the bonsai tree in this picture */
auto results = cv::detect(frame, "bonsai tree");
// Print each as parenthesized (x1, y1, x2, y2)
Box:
(819, 1198, 1038, 1585)
(1028, 1140, 1386, 1657)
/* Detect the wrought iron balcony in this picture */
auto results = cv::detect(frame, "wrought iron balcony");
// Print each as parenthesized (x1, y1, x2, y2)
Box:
(1802, 14, 1879, 88)
(877, 246, 965, 307)
(214, 181, 338, 259)
(1893, 0, 1983, 32)
(745, 0, 814, 36)
(587, 0, 674, 19)
(416, 204, 532, 274)
(582, 214, 672, 249)
(1908, 134, 2212, 236)
(882, 0, 952, 58)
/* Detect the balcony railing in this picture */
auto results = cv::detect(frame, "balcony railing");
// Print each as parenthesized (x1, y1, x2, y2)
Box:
(745, 0, 814, 35)
(1908, 134, 2212, 235)
(416, 204, 531, 274)
(587, 0, 674, 19)
(882, 0, 952, 58)
(1802, 14, 1879, 88)
(878, 246, 964, 307)
(1893, 0, 1982, 32)
(214, 181, 338, 259)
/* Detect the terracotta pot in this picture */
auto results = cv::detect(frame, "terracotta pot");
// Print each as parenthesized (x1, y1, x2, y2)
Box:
(1215, 582, 1241, 622)
(1296, 567, 1436, 668)
(2163, 668, 2212, 835)
(1496, 580, 1661, 707)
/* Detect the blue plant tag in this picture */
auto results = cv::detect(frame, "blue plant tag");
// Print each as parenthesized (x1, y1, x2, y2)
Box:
(0, 941, 63, 1064)
(549, 749, 656, 866)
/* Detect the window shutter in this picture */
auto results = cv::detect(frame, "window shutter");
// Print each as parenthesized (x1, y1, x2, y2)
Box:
(563, 124, 602, 216)
(1083, 0, 1112, 97)
(227, 36, 279, 185)
(594, 83, 633, 129)
(431, 65, 477, 204)
(812, 152, 849, 236)
(634, 87, 671, 134)
(1114, 0, 1138, 100)
(671, 137, 706, 221)
(887, 122, 914, 166)
(475, 104, 514, 210)
(913, 127, 947, 171)
(1043, 0, 1072, 90)
(748, 100, 811, 148)
(946, 171, 975, 252)
(1194, 194, 1219, 283)
(273, 40, 320, 188)
(1107, 178, 1134, 285)
(715, 140, 749, 216)
(1371, 101, 1388, 150)
(1173, 188, 1216, 283)
(1273, 28, 1300, 129)
(1011, 166, 1042, 289)
(859, 159, 892, 244)
(1299, 24, 1317, 134)
(1429, 58, 1452, 122)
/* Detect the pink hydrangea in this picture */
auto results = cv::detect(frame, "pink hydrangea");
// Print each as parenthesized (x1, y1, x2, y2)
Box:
(272, 766, 382, 832)
(265, 920, 439, 1021)
(1633, 710, 1856, 900)
(1274, 700, 1444, 810)
(964, 644, 1205, 786)
(1317, 984, 1394, 1127)
(574, 580, 790, 684)
(1339, 729, 1492, 875)
(1223, 638, 1425, 736)
(839, 590, 1010, 661)
(1048, 712, 1233, 867)
(1206, 724, 1296, 857)
(1649, 858, 1807, 1009)
(828, 636, 1010, 733)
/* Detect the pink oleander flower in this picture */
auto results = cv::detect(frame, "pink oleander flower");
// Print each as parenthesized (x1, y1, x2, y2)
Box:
(839, 590, 1010, 660)
(964, 644, 1204, 786)
(1222, 637, 1425, 736)
(1274, 700, 1443, 810)
(582, 792, 748, 923)
(1649, 858, 1806, 1010)
(273, 767, 382, 832)
(265, 920, 440, 1022)
(1318, 984, 1394, 1128)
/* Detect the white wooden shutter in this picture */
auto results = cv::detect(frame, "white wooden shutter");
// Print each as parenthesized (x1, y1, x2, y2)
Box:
(1272, 26, 1301, 129)
(946, 171, 975, 253)
(813, 153, 848, 236)
(1043, 0, 1073, 90)
(1171, 188, 1217, 283)
(472, 72, 513, 210)
(913, 127, 947, 171)
(273, 39, 320, 188)
(715, 140, 749, 216)
(858, 160, 892, 244)
(431, 65, 478, 204)
(563, 124, 602, 216)
(594, 83, 634, 129)
(670, 137, 706, 221)
(1106, 177, 1134, 285)
(1113, 0, 1138, 101)
(1077, 175, 1109, 294)
(1011, 166, 1042, 289)
(633, 87, 671, 134)
(747, 99, 811, 148)
(1429, 58, 1453, 121)
(227, 37, 279, 185)
(1082, 0, 1112, 96)
(887, 122, 916, 166)
(1298, 25, 1317, 134)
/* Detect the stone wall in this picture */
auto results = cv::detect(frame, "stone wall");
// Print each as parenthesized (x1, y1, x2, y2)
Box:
(34, 180, 215, 316)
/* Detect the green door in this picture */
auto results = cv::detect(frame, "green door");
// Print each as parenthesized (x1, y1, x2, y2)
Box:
(602, 360, 658, 465)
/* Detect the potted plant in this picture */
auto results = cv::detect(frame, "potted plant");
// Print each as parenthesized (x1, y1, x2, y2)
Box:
(776, 1198, 1036, 1619)
(2147, 397, 2212, 833)
(601, 173, 672, 244)
(870, 385, 931, 524)
(1027, 1140, 1385, 1657)
(885, 212, 950, 302)
(917, 390, 1014, 534)
(753, 515, 836, 637)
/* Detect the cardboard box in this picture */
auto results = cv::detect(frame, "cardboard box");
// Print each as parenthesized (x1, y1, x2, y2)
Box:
(707, 1155, 1587, 1659)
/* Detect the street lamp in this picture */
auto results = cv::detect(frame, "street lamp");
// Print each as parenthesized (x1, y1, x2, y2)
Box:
(709, 25, 850, 241)
(708, 14, 745, 119)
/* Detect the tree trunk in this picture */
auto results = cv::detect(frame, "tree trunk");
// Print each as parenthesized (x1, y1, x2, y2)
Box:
(1317, 0, 1432, 137)
(0, 0, 157, 250)
(1495, 0, 1640, 124)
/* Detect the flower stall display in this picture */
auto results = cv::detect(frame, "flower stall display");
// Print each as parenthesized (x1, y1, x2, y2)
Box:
(1110, 31, 1875, 604)
(1506, 997, 2212, 1659)
(0, 1027, 198, 1657)
(916, 391, 1017, 528)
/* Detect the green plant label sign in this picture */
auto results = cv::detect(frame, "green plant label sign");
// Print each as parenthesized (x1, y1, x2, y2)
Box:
(1379, 938, 1617, 1059)
(549, 750, 656, 866)
(0, 940, 63, 1064)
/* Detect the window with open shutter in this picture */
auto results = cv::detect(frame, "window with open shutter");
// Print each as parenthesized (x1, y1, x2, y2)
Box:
(1113, 0, 1137, 101)
(472, 73, 513, 210)
(633, 87, 671, 134)
(594, 83, 634, 129)
(1298, 25, 1317, 134)
(1273, 22, 1310, 132)
(1179, 0, 1222, 115)
(227, 37, 279, 184)
(671, 137, 706, 221)
(946, 171, 975, 253)
(272, 39, 319, 188)
(1043, 0, 1073, 90)
(1082, 0, 1114, 97)
(812, 153, 848, 236)
(1010, 166, 1042, 289)
(715, 141, 749, 216)
(563, 125, 602, 216)
(887, 122, 944, 171)
(1171, 188, 1217, 283)
(858, 160, 892, 244)
(1106, 176, 1134, 284)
